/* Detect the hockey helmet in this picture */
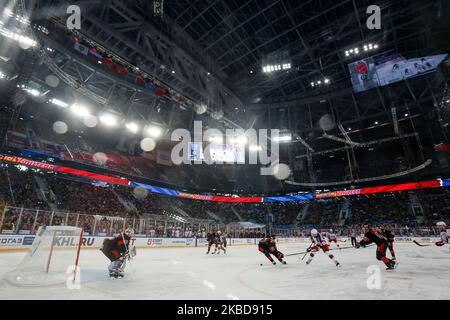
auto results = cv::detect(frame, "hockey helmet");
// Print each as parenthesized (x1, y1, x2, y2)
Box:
(436, 221, 446, 228)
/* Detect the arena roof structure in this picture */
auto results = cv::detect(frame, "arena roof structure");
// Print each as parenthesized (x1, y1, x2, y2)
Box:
(0, 0, 449, 194)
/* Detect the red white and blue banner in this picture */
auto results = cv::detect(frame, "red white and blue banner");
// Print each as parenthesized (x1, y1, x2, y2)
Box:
(1, 153, 449, 203)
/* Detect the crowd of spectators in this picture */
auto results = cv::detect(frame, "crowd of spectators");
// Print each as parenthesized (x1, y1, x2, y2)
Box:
(1, 166, 450, 238)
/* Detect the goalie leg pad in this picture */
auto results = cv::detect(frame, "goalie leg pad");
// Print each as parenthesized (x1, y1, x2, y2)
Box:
(108, 259, 124, 273)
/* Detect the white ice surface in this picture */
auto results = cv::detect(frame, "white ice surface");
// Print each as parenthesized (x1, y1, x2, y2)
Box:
(0, 242, 449, 300)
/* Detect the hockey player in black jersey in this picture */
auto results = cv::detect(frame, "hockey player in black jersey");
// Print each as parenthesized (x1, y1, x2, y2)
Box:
(206, 231, 216, 254)
(100, 228, 136, 278)
(378, 225, 396, 260)
(258, 235, 286, 265)
(357, 225, 398, 270)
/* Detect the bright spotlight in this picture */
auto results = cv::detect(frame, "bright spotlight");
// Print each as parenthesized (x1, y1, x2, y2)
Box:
(146, 125, 163, 138)
(126, 122, 139, 134)
(49, 98, 68, 108)
(24, 88, 41, 96)
(274, 135, 292, 142)
(71, 104, 90, 117)
(100, 113, 118, 127)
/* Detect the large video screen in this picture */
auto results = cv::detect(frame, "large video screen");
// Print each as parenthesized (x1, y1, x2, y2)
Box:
(348, 53, 447, 93)
(189, 142, 245, 164)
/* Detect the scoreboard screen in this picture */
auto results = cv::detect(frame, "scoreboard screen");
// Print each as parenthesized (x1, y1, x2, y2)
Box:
(189, 142, 245, 164)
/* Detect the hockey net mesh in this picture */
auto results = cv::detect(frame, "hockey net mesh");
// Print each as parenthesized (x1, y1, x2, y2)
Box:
(6, 226, 83, 286)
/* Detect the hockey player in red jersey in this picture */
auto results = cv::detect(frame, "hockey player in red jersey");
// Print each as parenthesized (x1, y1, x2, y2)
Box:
(357, 224, 398, 270)
(378, 225, 396, 260)
(101, 228, 136, 278)
(258, 235, 286, 265)
(435, 221, 448, 248)
(306, 229, 340, 267)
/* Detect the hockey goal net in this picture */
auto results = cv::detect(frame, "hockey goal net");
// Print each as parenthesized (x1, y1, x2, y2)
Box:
(7, 226, 83, 286)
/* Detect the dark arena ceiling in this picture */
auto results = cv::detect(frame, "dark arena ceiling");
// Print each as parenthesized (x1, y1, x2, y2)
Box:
(0, 0, 449, 195)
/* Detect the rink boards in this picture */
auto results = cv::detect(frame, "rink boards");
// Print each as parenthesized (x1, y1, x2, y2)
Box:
(0, 234, 442, 252)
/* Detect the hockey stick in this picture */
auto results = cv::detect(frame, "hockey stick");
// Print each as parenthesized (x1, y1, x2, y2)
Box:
(413, 240, 432, 247)
(121, 232, 136, 275)
(287, 243, 375, 256)
(300, 243, 313, 260)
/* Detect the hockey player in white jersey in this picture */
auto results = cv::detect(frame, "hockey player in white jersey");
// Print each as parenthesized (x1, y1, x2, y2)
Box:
(212, 231, 226, 254)
(327, 229, 339, 248)
(435, 222, 449, 248)
(306, 229, 340, 267)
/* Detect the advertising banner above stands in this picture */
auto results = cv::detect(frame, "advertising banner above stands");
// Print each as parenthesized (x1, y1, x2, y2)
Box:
(263, 194, 314, 202)
(1, 153, 449, 203)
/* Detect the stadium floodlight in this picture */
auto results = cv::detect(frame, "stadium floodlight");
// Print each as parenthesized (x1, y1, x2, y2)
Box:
(0, 27, 37, 47)
(126, 122, 139, 134)
(99, 113, 118, 127)
(274, 135, 292, 142)
(146, 125, 163, 138)
(49, 98, 69, 108)
(24, 87, 41, 96)
(71, 104, 90, 117)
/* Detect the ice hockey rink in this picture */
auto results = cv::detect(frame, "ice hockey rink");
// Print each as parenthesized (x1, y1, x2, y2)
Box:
(0, 242, 449, 300)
